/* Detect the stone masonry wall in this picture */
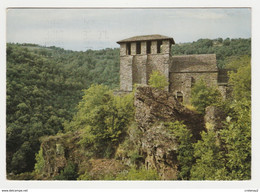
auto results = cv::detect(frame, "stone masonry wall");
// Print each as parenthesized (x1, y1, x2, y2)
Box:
(133, 55, 148, 85)
(120, 56, 133, 91)
(131, 42, 136, 55)
(161, 40, 171, 54)
(151, 41, 157, 54)
(120, 43, 127, 56)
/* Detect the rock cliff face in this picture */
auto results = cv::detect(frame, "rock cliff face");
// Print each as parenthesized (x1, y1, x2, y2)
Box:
(134, 86, 205, 179)
(134, 86, 204, 138)
(39, 131, 83, 178)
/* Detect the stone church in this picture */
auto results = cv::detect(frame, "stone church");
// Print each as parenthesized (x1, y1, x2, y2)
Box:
(117, 34, 228, 104)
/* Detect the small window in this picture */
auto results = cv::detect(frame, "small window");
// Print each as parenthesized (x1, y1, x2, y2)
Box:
(147, 41, 151, 54)
(136, 42, 141, 54)
(126, 43, 131, 55)
(157, 40, 162, 53)
(176, 91, 183, 103)
(191, 77, 195, 87)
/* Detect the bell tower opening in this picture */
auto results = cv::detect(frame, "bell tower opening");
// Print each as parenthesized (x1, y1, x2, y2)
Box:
(136, 42, 141, 54)
(157, 40, 163, 53)
(147, 41, 151, 54)
(126, 43, 131, 55)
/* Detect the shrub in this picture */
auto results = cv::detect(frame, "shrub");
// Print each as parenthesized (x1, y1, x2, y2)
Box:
(148, 70, 169, 90)
(164, 121, 194, 180)
(54, 161, 78, 180)
(190, 79, 221, 114)
(34, 147, 45, 174)
(66, 84, 135, 158)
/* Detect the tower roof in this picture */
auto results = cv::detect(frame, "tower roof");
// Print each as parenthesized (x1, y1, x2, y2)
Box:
(117, 34, 175, 44)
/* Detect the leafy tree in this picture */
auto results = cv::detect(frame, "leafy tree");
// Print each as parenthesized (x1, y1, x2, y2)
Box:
(227, 56, 251, 101)
(223, 38, 231, 46)
(148, 70, 169, 90)
(190, 79, 222, 114)
(219, 100, 251, 180)
(66, 84, 134, 158)
(190, 130, 226, 180)
(164, 121, 194, 180)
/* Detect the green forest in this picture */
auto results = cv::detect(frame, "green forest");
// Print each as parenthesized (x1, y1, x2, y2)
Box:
(6, 37, 251, 180)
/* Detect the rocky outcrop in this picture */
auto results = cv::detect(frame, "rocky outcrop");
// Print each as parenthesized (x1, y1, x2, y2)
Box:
(141, 123, 179, 179)
(134, 85, 205, 179)
(134, 85, 204, 138)
(39, 131, 83, 178)
(39, 130, 127, 180)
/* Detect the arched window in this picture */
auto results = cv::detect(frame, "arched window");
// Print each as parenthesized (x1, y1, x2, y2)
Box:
(176, 91, 183, 103)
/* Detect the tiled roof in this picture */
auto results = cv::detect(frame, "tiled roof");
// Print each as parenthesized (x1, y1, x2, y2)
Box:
(117, 34, 175, 44)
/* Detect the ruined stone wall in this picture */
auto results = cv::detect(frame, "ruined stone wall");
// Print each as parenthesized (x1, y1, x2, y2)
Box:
(169, 72, 218, 104)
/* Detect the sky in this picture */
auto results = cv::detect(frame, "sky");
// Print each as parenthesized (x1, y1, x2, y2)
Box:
(6, 8, 251, 51)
